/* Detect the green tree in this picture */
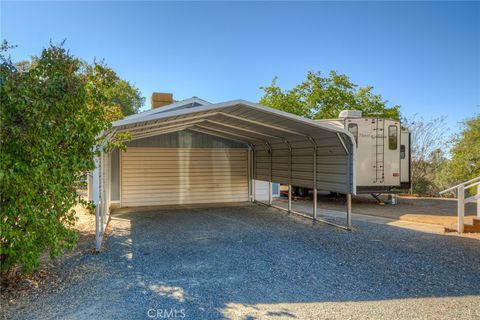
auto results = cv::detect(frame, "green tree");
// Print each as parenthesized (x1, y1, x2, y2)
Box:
(259, 71, 400, 120)
(403, 115, 449, 195)
(14, 59, 144, 117)
(0, 42, 127, 274)
(84, 62, 144, 116)
(438, 115, 480, 188)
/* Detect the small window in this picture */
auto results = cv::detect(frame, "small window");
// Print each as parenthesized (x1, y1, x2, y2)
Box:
(348, 123, 358, 147)
(400, 145, 406, 159)
(389, 125, 398, 150)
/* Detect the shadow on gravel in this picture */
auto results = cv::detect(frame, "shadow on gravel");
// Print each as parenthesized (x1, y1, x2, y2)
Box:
(98, 205, 480, 319)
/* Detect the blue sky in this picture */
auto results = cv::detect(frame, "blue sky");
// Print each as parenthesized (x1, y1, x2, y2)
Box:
(1, 1, 479, 133)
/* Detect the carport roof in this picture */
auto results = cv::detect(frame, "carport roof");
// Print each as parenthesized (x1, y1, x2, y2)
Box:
(112, 99, 356, 149)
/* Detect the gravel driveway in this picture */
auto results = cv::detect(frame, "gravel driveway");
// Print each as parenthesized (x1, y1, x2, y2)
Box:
(3, 204, 480, 319)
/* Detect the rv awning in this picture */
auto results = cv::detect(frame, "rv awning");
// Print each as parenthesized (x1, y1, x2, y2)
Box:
(112, 100, 356, 194)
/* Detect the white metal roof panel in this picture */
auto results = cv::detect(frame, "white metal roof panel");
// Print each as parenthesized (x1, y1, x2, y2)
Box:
(110, 99, 356, 194)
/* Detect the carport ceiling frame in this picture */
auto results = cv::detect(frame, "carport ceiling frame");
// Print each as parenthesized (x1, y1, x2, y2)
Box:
(112, 100, 357, 193)
(114, 100, 347, 138)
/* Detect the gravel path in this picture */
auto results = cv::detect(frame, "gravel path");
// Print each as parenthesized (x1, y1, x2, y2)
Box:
(2, 204, 480, 319)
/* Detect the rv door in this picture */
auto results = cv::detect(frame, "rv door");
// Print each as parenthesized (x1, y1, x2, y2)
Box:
(400, 130, 411, 189)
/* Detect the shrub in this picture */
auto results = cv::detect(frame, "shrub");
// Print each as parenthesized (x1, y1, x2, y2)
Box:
(0, 42, 121, 274)
(412, 177, 434, 196)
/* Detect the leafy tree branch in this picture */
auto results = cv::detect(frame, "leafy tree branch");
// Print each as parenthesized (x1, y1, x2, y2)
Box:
(259, 71, 400, 120)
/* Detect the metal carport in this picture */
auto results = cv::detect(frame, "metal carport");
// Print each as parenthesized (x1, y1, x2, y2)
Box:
(91, 99, 356, 251)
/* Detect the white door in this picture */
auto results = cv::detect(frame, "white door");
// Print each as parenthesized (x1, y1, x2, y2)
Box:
(400, 130, 410, 184)
(121, 148, 248, 207)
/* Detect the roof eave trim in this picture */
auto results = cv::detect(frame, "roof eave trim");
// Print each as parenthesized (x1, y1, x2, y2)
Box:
(112, 99, 357, 149)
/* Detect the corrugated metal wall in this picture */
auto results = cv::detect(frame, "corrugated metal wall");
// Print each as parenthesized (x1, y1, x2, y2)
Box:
(110, 129, 247, 202)
(252, 131, 353, 193)
(110, 128, 353, 203)
(126, 129, 246, 148)
(121, 148, 248, 207)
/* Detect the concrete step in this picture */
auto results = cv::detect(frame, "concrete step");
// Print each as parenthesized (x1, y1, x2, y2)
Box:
(445, 219, 480, 233)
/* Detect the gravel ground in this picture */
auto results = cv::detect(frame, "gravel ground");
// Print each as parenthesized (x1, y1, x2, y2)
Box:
(2, 204, 480, 319)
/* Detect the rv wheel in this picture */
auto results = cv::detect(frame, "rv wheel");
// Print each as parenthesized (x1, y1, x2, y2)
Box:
(291, 186, 298, 196)
(298, 187, 307, 197)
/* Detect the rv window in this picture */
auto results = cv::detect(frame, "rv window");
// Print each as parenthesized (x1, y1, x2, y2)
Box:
(347, 123, 358, 147)
(389, 125, 398, 150)
(400, 145, 406, 159)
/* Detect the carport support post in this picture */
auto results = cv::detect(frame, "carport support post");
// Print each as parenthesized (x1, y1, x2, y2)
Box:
(100, 154, 105, 232)
(251, 148, 256, 202)
(268, 145, 273, 206)
(92, 155, 101, 252)
(347, 193, 352, 230)
(247, 147, 252, 202)
(287, 140, 292, 213)
(458, 185, 464, 233)
(103, 152, 110, 233)
(288, 186, 292, 212)
(269, 182, 273, 205)
(312, 142, 317, 220)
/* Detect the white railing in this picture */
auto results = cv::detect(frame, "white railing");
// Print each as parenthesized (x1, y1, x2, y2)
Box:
(440, 177, 480, 233)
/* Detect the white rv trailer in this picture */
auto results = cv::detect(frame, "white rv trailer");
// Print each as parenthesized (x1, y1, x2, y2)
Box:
(314, 110, 411, 194)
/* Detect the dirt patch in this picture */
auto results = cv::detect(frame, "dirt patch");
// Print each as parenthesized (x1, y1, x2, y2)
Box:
(276, 193, 477, 227)
(319, 195, 476, 226)
(397, 213, 474, 226)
